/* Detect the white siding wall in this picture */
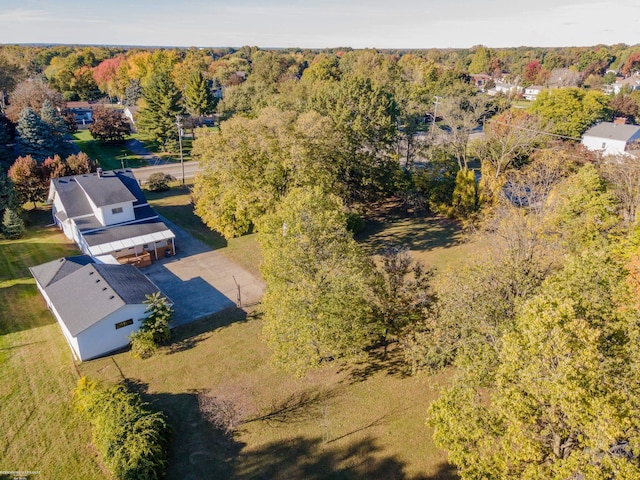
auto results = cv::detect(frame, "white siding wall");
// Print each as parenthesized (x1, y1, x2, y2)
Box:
(582, 136, 628, 156)
(96, 201, 135, 226)
(75, 304, 150, 361)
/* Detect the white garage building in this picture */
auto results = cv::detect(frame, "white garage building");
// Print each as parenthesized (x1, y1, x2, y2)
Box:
(30, 255, 163, 361)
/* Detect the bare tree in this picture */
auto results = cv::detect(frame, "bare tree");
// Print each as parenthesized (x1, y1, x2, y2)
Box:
(437, 95, 488, 170)
(6, 77, 65, 123)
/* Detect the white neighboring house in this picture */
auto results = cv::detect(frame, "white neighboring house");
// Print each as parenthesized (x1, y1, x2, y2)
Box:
(582, 122, 640, 157)
(524, 85, 545, 101)
(49, 169, 175, 264)
(29, 256, 164, 361)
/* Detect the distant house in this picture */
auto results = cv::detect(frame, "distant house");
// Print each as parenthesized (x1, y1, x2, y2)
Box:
(65, 101, 94, 125)
(29, 255, 164, 361)
(470, 74, 492, 90)
(582, 121, 640, 156)
(606, 75, 640, 95)
(489, 81, 522, 96)
(48, 169, 175, 265)
(123, 106, 138, 131)
(524, 85, 545, 101)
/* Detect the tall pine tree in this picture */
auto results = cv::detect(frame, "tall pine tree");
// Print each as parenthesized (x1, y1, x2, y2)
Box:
(185, 71, 215, 118)
(137, 72, 183, 152)
(16, 108, 50, 160)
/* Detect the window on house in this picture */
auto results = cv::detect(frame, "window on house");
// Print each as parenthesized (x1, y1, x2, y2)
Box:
(112, 207, 124, 214)
(115, 319, 133, 330)
(602, 142, 606, 149)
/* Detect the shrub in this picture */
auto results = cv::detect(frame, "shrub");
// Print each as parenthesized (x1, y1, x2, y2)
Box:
(129, 330, 157, 359)
(73, 377, 169, 480)
(147, 172, 175, 192)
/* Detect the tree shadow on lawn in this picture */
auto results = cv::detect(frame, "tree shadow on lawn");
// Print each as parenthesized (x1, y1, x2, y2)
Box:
(356, 199, 464, 256)
(153, 205, 228, 250)
(165, 307, 256, 355)
(233, 434, 457, 480)
(126, 378, 459, 480)
(343, 345, 412, 385)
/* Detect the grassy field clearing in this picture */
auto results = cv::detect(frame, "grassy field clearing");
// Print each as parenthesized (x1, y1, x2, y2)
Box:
(0, 209, 104, 479)
(1, 198, 470, 479)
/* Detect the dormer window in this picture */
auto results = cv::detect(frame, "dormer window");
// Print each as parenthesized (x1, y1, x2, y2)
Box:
(112, 207, 123, 214)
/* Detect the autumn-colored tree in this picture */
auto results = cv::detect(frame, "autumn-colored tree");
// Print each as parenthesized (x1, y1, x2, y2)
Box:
(8, 155, 47, 207)
(65, 152, 96, 175)
(522, 60, 542, 84)
(43, 155, 68, 179)
(622, 52, 640, 76)
(88, 106, 130, 143)
(92, 55, 124, 99)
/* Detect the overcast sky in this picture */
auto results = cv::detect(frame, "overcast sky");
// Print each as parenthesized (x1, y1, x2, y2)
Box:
(1, 0, 639, 49)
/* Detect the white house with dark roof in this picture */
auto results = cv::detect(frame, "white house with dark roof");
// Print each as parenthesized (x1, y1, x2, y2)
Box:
(29, 255, 166, 361)
(49, 169, 175, 265)
(582, 122, 640, 157)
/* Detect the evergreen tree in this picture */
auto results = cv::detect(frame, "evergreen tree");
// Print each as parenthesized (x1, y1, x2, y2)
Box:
(124, 79, 143, 107)
(16, 108, 49, 160)
(0, 170, 19, 218)
(40, 100, 69, 156)
(137, 72, 183, 152)
(2, 208, 25, 239)
(0, 118, 13, 170)
(185, 71, 215, 117)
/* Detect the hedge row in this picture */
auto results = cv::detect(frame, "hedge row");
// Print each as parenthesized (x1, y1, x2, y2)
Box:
(73, 377, 169, 480)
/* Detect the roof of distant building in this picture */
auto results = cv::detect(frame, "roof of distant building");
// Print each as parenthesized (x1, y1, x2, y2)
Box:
(583, 122, 640, 142)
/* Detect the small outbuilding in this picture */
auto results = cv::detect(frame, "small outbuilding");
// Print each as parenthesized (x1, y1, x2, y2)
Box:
(30, 255, 164, 361)
(582, 122, 640, 157)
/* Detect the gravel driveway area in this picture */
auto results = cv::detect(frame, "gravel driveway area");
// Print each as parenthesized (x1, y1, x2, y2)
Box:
(141, 218, 264, 326)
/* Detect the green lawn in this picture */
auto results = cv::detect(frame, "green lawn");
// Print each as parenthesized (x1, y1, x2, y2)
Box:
(80, 309, 456, 479)
(73, 130, 147, 170)
(0, 209, 106, 479)
(357, 199, 482, 272)
(1, 197, 470, 480)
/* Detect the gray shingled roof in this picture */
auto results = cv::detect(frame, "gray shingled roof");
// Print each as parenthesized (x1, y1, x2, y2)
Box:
(583, 122, 640, 142)
(75, 172, 136, 207)
(82, 217, 173, 247)
(29, 255, 96, 289)
(31, 257, 160, 336)
(51, 170, 148, 218)
(51, 177, 93, 218)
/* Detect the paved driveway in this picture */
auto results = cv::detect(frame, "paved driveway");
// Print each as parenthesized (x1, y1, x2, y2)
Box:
(141, 218, 264, 326)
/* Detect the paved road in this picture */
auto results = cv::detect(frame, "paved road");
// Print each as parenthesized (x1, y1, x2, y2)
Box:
(141, 217, 264, 327)
(133, 161, 200, 184)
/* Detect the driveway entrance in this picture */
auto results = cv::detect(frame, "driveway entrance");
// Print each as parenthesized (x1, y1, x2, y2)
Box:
(141, 218, 264, 326)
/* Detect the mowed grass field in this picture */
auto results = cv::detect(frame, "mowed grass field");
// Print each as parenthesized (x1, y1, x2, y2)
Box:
(1, 198, 471, 479)
(0, 209, 105, 479)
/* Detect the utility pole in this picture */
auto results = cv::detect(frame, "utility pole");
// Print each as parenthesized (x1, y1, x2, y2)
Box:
(176, 115, 185, 186)
(431, 96, 442, 139)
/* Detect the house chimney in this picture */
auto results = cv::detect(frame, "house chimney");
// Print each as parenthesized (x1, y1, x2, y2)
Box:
(614, 116, 628, 125)
(97, 167, 103, 177)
